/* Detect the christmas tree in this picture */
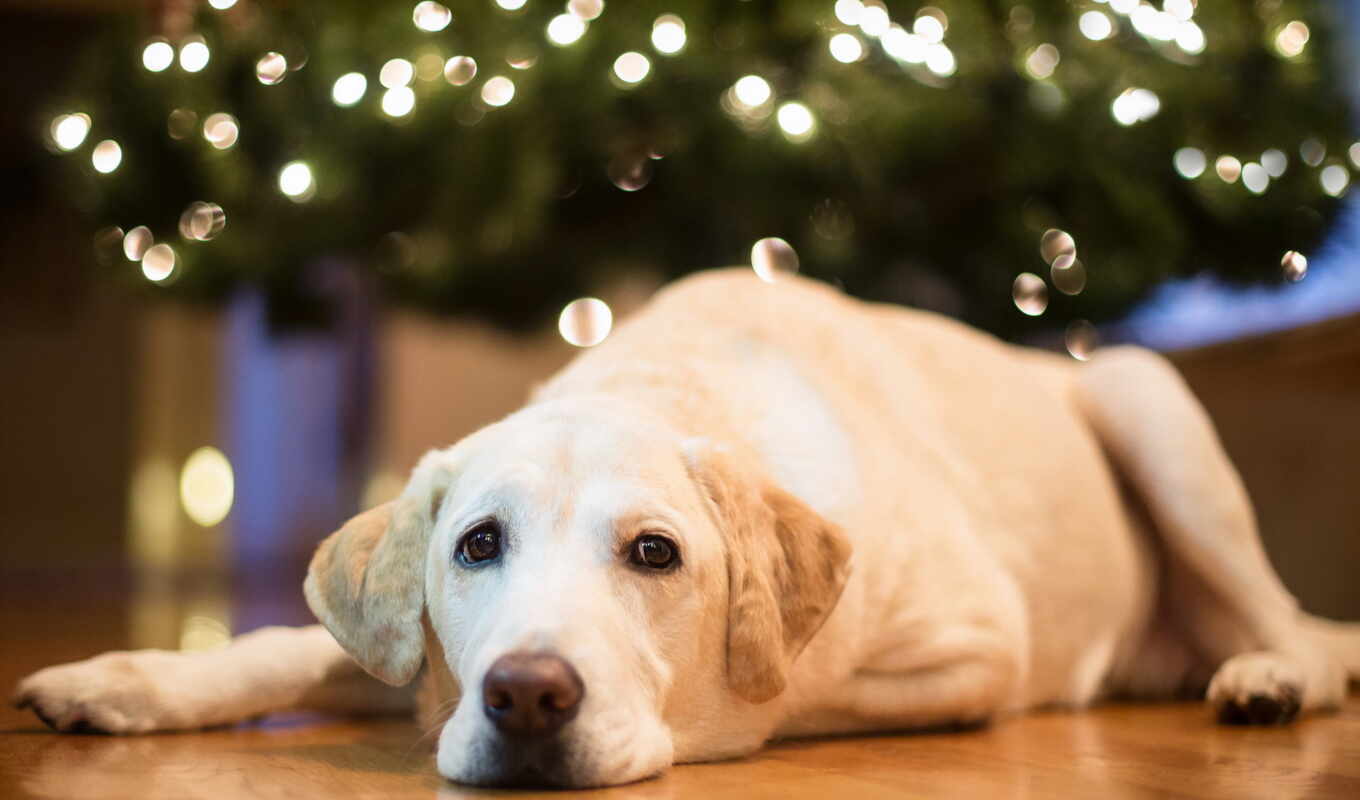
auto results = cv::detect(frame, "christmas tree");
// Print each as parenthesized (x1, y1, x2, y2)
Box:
(42, 0, 1355, 340)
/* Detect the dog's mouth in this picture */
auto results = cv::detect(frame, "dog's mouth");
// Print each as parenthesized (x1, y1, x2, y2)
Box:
(455, 736, 579, 788)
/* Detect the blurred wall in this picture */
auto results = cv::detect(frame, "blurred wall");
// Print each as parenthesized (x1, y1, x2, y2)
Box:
(1172, 313, 1360, 620)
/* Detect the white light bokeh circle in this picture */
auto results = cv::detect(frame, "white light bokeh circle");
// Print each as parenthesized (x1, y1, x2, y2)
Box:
(776, 102, 815, 141)
(558, 298, 613, 347)
(124, 226, 154, 261)
(256, 52, 288, 85)
(651, 14, 686, 55)
(278, 160, 315, 201)
(1281, 250, 1308, 282)
(1173, 147, 1206, 179)
(51, 113, 91, 151)
(91, 139, 122, 173)
(547, 14, 587, 46)
(412, 1, 452, 32)
(750, 237, 800, 282)
(829, 33, 864, 63)
(1321, 165, 1350, 198)
(1012, 272, 1048, 316)
(141, 243, 177, 283)
(733, 75, 772, 107)
(382, 86, 416, 117)
(142, 39, 174, 72)
(613, 51, 651, 84)
(202, 112, 239, 149)
(179, 37, 210, 72)
(180, 446, 234, 527)
(568, 0, 603, 20)
(481, 75, 516, 106)
(1079, 10, 1113, 40)
(380, 58, 415, 88)
(332, 72, 368, 106)
(444, 56, 478, 85)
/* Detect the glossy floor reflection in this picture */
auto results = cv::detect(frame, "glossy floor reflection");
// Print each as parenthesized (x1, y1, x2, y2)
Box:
(2, 569, 1358, 799)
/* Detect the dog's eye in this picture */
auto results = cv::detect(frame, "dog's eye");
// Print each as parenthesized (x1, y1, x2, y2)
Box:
(457, 522, 502, 566)
(629, 534, 679, 570)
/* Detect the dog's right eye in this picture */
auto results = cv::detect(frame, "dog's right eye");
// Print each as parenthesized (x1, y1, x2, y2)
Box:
(457, 522, 502, 566)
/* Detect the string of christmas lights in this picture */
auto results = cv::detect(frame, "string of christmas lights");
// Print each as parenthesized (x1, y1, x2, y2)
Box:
(41, 0, 1357, 347)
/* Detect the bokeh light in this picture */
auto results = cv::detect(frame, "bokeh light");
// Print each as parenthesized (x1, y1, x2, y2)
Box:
(1274, 21, 1310, 58)
(481, 75, 515, 106)
(1012, 272, 1048, 316)
(924, 44, 956, 76)
(1024, 44, 1059, 80)
(733, 75, 771, 107)
(613, 51, 651, 84)
(202, 112, 239, 149)
(835, 0, 863, 26)
(1065, 320, 1099, 361)
(750, 237, 800, 282)
(1039, 228, 1076, 265)
(1320, 165, 1350, 197)
(558, 297, 613, 347)
(256, 52, 288, 84)
(1111, 87, 1160, 126)
(1242, 162, 1269, 195)
(331, 72, 368, 106)
(178, 202, 227, 241)
(1215, 155, 1242, 183)
(91, 139, 122, 173)
(141, 243, 177, 283)
(651, 15, 686, 55)
(123, 226, 153, 261)
(776, 102, 815, 141)
(568, 0, 603, 20)
(179, 446, 234, 527)
(1281, 250, 1308, 282)
(496, 0, 527, 9)
(382, 86, 416, 117)
(179, 36, 210, 72)
(412, 2, 452, 32)
(380, 58, 414, 89)
(1050, 254, 1086, 295)
(208, 0, 237, 9)
(1173, 147, 1206, 179)
(547, 14, 587, 46)
(142, 39, 174, 72)
(829, 33, 864, 63)
(444, 56, 477, 85)
(50, 113, 91, 151)
(1079, 10, 1113, 41)
(1261, 148, 1288, 178)
(607, 156, 652, 191)
(278, 160, 315, 201)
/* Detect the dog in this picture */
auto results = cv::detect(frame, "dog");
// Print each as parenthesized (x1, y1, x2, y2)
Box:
(14, 268, 1360, 787)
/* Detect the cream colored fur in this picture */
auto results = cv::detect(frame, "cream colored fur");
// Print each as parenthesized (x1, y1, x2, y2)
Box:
(14, 269, 1359, 787)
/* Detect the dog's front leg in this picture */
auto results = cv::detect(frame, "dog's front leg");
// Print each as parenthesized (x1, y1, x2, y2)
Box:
(13, 624, 413, 733)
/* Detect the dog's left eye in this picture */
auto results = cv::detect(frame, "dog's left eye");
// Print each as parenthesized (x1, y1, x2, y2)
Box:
(629, 534, 679, 570)
(457, 522, 502, 566)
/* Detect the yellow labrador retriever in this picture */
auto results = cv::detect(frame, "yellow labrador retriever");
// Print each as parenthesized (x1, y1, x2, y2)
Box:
(15, 269, 1360, 787)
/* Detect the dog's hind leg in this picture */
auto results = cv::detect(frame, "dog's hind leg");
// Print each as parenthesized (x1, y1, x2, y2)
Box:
(13, 624, 413, 734)
(1075, 346, 1352, 723)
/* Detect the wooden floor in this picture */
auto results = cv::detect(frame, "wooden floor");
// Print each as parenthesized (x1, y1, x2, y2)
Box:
(2, 569, 1358, 799)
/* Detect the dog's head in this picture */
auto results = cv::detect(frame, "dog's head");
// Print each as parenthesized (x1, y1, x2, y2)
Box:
(304, 398, 851, 787)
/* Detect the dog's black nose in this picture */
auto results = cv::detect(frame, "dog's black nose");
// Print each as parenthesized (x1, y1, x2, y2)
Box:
(482, 652, 584, 737)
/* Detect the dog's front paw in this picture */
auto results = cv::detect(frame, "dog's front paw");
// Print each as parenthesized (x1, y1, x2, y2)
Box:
(1207, 652, 1303, 725)
(13, 653, 174, 734)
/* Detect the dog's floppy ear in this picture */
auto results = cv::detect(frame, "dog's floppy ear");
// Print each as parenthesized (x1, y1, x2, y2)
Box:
(685, 441, 853, 704)
(304, 455, 453, 686)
